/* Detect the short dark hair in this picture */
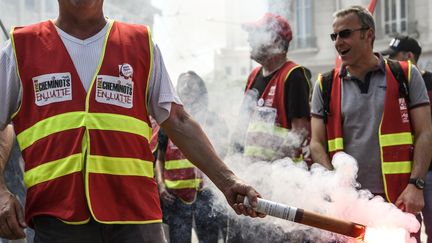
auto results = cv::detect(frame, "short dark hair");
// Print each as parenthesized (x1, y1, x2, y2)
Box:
(384, 35, 422, 63)
(334, 5, 375, 46)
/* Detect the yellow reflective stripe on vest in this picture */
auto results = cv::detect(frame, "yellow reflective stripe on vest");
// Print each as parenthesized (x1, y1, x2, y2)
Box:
(61, 218, 91, 225)
(328, 137, 343, 152)
(164, 178, 202, 189)
(165, 159, 195, 170)
(244, 146, 279, 160)
(382, 161, 412, 174)
(17, 112, 151, 151)
(246, 122, 289, 137)
(408, 60, 412, 81)
(379, 132, 413, 147)
(87, 155, 154, 177)
(318, 74, 323, 91)
(17, 112, 86, 150)
(86, 113, 151, 141)
(24, 153, 83, 188)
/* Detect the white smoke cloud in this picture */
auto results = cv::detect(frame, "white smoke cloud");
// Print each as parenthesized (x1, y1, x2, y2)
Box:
(190, 19, 420, 243)
(204, 152, 419, 242)
(146, 2, 422, 243)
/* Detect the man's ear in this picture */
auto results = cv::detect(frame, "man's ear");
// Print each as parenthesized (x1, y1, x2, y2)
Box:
(407, 52, 415, 61)
(363, 28, 374, 44)
(366, 28, 372, 36)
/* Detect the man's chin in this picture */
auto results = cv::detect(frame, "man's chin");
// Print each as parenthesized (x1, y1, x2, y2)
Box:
(339, 56, 351, 66)
(250, 54, 267, 64)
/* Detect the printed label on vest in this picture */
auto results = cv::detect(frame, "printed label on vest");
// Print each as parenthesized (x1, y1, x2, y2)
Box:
(119, 63, 134, 79)
(264, 85, 276, 106)
(32, 72, 72, 106)
(95, 75, 134, 108)
(398, 98, 409, 123)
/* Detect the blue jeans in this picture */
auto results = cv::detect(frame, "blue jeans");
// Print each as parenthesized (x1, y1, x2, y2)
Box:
(161, 196, 194, 243)
(423, 170, 432, 243)
(161, 189, 226, 243)
(193, 189, 227, 243)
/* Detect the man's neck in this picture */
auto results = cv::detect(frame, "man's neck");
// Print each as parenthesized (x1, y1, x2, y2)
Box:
(346, 53, 380, 80)
(55, 10, 107, 40)
(261, 55, 287, 76)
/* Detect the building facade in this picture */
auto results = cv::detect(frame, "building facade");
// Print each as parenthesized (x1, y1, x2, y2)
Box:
(214, 0, 432, 83)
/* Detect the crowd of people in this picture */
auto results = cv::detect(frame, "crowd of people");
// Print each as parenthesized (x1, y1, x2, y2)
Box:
(0, 1, 431, 243)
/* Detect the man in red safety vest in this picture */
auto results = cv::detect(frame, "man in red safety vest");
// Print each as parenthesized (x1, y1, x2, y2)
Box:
(0, 1, 262, 242)
(382, 35, 432, 243)
(310, 6, 432, 240)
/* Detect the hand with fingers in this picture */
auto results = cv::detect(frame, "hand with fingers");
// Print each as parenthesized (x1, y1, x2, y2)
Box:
(157, 183, 176, 206)
(222, 178, 266, 218)
(0, 189, 27, 240)
(395, 184, 425, 214)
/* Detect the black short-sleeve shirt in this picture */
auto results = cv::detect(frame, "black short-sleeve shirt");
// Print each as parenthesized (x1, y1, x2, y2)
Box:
(248, 66, 311, 121)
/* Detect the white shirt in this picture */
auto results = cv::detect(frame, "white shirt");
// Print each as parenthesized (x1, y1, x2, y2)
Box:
(0, 20, 181, 129)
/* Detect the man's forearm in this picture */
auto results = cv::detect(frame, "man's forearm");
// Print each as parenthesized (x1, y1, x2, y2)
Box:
(154, 159, 164, 185)
(310, 140, 333, 170)
(310, 117, 333, 169)
(0, 125, 14, 189)
(411, 130, 432, 179)
(408, 105, 432, 179)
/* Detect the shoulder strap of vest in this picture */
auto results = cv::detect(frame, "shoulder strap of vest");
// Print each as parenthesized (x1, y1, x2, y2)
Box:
(245, 67, 262, 91)
(321, 69, 334, 124)
(387, 59, 410, 103)
(321, 61, 410, 123)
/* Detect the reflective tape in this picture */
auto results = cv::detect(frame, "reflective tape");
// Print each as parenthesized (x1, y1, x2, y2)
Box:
(164, 178, 202, 189)
(328, 137, 344, 152)
(87, 155, 154, 177)
(24, 153, 83, 188)
(17, 112, 152, 150)
(379, 132, 413, 147)
(165, 159, 195, 170)
(382, 161, 412, 174)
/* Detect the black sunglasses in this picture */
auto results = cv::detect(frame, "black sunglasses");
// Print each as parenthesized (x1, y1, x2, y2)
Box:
(330, 27, 369, 41)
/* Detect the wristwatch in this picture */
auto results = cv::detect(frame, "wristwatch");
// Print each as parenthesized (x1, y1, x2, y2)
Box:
(408, 178, 425, 190)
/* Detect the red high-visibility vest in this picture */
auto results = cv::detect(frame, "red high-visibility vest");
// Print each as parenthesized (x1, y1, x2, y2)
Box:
(11, 20, 161, 225)
(163, 140, 203, 204)
(320, 60, 414, 203)
(244, 61, 308, 161)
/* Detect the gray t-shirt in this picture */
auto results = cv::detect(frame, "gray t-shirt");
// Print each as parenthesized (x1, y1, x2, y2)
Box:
(0, 20, 181, 129)
(311, 55, 430, 193)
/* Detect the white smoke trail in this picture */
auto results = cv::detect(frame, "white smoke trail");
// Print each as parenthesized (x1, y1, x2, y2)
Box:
(149, 2, 421, 242)
(205, 152, 419, 242)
